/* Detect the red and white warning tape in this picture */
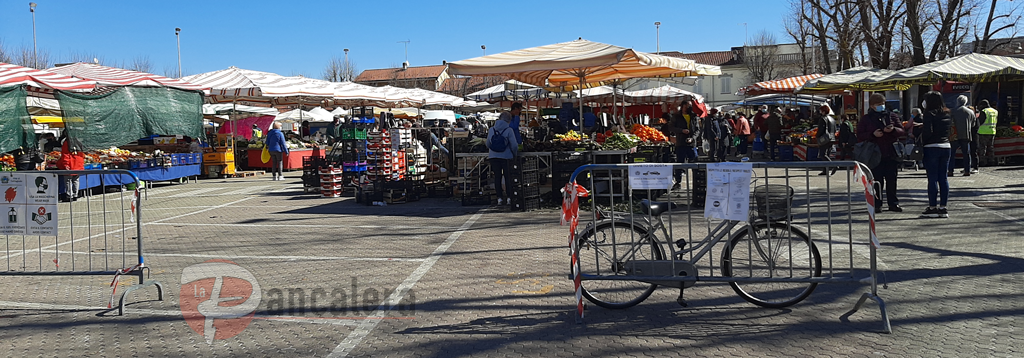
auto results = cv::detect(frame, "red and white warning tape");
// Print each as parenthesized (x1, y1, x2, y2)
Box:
(108, 263, 142, 309)
(561, 182, 589, 320)
(853, 163, 880, 248)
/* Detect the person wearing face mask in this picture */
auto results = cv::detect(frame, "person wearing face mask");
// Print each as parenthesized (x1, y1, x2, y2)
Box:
(857, 94, 905, 213)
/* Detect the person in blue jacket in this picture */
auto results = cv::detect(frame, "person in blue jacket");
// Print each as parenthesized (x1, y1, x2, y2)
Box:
(265, 122, 289, 181)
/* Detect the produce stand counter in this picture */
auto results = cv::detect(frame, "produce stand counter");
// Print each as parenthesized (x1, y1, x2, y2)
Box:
(247, 148, 324, 171)
(58, 164, 202, 193)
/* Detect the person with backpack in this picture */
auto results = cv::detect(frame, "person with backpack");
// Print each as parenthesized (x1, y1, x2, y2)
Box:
(815, 104, 838, 175)
(488, 112, 519, 206)
(857, 94, 905, 213)
(702, 109, 724, 162)
(837, 115, 856, 160)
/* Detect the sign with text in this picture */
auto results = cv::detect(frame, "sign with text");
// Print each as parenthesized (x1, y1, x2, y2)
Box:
(703, 163, 752, 221)
(627, 164, 673, 190)
(0, 173, 58, 236)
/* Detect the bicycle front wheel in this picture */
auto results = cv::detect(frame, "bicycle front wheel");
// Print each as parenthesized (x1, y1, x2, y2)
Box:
(721, 222, 821, 308)
(575, 222, 664, 309)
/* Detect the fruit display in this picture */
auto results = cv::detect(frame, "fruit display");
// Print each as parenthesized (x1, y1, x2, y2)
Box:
(629, 124, 669, 142)
(555, 130, 586, 142)
(1, 154, 14, 171)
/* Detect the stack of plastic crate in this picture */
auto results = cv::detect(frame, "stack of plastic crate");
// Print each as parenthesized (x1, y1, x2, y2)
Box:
(511, 156, 542, 211)
(319, 166, 344, 197)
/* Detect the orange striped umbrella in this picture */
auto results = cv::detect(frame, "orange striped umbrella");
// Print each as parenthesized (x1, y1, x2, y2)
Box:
(739, 74, 824, 96)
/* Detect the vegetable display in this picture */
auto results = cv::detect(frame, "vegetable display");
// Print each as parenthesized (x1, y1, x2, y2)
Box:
(629, 124, 668, 142)
(601, 132, 640, 150)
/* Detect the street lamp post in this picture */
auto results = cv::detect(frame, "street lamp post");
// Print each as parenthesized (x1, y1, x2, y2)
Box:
(29, 2, 37, 68)
(654, 22, 661, 53)
(481, 45, 486, 56)
(175, 27, 182, 78)
(343, 48, 350, 81)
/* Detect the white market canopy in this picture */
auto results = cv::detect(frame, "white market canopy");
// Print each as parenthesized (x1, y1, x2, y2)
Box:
(449, 38, 720, 91)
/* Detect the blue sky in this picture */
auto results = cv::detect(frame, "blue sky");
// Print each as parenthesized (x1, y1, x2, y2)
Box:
(0, 1, 788, 77)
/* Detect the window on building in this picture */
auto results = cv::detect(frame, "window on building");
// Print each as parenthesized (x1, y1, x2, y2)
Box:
(720, 77, 732, 94)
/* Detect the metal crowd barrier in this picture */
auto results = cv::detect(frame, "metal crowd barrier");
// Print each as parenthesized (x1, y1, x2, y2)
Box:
(565, 161, 890, 333)
(1, 169, 163, 315)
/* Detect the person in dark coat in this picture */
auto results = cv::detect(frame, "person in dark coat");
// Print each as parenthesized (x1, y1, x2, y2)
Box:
(667, 100, 701, 189)
(919, 91, 952, 218)
(265, 122, 289, 181)
(765, 108, 785, 161)
(815, 104, 838, 175)
(857, 94, 905, 213)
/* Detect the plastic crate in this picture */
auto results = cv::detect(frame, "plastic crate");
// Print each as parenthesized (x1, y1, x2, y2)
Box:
(512, 171, 541, 186)
(513, 197, 542, 212)
(512, 184, 541, 198)
(341, 128, 368, 140)
(461, 194, 492, 206)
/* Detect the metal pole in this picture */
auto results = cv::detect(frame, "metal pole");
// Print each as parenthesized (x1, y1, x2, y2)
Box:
(175, 28, 182, 78)
(30, 2, 38, 69)
(655, 22, 661, 53)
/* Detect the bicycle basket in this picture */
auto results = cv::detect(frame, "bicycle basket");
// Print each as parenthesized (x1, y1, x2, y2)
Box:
(753, 184, 795, 221)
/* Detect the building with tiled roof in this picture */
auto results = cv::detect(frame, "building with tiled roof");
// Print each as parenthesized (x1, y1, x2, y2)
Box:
(354, 64, 451, 91)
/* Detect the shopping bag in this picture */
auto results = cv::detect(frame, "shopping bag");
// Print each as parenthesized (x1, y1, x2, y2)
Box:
(261, 145, 271, 163)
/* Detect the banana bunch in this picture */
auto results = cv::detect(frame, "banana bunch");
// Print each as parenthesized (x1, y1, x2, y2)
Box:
(555, 130, 586, 142)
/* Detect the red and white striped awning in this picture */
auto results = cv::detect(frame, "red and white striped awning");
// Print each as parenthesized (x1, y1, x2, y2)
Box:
(0, 62, 97, 92)
(49, 63, 208, 91)
(181, 67, 330, 98)
(739, 74, 824, 96)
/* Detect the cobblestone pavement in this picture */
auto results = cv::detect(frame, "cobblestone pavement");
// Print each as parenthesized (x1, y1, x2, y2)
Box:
(1, 165, 1022, 357)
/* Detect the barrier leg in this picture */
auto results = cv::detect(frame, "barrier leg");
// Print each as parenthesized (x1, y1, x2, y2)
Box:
(843, 292, 891, 334)
(117, 274, 165, 316)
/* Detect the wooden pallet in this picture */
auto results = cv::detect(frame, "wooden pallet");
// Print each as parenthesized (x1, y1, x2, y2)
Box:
(232, 170, 265, 178)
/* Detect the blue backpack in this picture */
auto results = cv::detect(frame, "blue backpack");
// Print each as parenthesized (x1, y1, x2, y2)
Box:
(488, 127, 511, 152)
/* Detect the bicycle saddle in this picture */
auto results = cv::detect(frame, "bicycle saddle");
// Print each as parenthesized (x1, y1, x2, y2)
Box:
(640, 199, 678, 216)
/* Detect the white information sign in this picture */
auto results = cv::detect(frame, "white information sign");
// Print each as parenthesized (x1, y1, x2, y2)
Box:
(627, 164, 674, 190)
(703, 163, 753, 221)
(0, 173, 58, 236)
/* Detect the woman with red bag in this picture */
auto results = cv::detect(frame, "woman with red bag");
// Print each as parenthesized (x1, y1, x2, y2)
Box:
(56, 133, 85, 202)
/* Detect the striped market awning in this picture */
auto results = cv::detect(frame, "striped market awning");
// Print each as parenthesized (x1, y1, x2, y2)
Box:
(49, 63, 208, 91)
(868, 53, 1024, 87)
(0, 62, 96, 92)
(739, 74, 824, 96)
(182, 67, 330, 98)
(449, 39, 719, 91)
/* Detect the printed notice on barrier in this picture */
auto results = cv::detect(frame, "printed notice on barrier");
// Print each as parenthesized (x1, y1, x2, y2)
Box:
(704, 163, 752, 221)
(627, 164, 673, 190)
(0, 173, 58, 236)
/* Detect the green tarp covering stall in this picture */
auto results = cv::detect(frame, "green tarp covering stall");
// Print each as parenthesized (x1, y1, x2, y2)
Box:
(0, 86, 34, 154)
(56, 87, 204, 150)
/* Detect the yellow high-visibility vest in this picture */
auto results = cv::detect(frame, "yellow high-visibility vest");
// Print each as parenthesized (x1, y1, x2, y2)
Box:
(978, 107, 998, 135)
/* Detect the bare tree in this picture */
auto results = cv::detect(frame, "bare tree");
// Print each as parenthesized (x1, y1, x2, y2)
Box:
(12, 45, 50, 69)
(802, 0, 863, 72)
(744, 30, 780, 82)
(322, 55, 358, 82)
(972, 0, 1023, 53)
(126, 56, 152, 73)
(784, 0, 815, 74)
(904, 0, 978, 66)
(0, 39, 12, 64)
(858, 0, 906, 69)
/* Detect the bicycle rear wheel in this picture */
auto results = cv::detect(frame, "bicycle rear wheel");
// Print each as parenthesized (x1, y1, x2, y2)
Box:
(721, 222, 821, 308)
(575, 222, 664, 309)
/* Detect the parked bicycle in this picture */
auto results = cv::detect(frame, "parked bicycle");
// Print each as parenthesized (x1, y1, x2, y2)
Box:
(575, 179, 822, 309)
